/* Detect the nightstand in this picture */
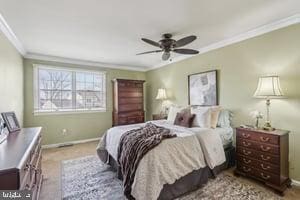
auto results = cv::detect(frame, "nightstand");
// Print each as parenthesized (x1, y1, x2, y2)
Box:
(152, 114, 167, 120)
(234, 127, 290, 194)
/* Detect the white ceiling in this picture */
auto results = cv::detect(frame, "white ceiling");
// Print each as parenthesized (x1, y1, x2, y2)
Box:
(0, 0, 299, 70)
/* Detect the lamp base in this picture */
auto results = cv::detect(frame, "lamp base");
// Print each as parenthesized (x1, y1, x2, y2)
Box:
(263, 121, 275, 131)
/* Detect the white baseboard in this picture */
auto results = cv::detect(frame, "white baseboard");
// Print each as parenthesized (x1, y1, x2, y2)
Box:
(42, 137, 100, 149)
(292, 179, 300, 187)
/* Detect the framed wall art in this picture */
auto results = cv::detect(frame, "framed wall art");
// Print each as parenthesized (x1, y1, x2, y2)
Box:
(188, 70, 218, 106)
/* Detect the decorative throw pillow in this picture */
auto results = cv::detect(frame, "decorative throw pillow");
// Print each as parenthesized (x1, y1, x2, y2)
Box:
(190, 107, 211, 128)
(217, 109, 232, 128)
(167, 105, 184, 123)
(210, 106, 222, 128)
(174, 111, 195, 128)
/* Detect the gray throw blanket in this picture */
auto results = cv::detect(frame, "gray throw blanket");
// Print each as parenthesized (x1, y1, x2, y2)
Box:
(117, 122, 176, 199)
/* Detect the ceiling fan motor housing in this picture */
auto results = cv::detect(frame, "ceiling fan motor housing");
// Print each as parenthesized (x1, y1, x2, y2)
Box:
(160, 34, 176, 51)
(162, 33, 172, 39)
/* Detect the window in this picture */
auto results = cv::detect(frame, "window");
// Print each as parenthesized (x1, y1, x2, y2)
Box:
(34, 65, 106, 114)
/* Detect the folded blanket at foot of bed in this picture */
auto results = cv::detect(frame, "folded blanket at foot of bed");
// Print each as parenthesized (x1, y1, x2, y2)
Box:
(117, 122, 176, 199)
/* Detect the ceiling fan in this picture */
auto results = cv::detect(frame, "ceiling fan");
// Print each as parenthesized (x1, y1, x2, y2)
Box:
(137, 33, 199, 61)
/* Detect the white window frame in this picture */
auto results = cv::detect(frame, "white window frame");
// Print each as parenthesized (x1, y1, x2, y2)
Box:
(33, 64, 106, 115)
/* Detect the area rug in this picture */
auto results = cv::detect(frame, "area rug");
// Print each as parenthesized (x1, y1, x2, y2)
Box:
(61, 155, 281, 200)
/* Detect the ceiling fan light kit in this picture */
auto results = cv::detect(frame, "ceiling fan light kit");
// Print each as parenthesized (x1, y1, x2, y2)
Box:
(137, 33, 199, 61)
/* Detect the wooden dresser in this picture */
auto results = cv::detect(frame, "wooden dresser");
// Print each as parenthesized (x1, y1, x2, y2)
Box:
(0, 127, 43, 199)
(235, 128, 290, 194)
(113, 79, 145, 126)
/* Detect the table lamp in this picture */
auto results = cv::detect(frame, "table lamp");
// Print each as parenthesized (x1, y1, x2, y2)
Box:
(253, 75, 284, 130)
(156, 88, 167, 115)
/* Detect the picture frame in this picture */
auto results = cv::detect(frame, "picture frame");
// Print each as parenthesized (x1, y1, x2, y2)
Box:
(1, 112, 21, 133)
(0, 116, 9, 144)
(188, 70, 218, 106)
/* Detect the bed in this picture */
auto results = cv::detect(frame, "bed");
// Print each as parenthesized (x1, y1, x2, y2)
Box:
(97, 117, 234, 200)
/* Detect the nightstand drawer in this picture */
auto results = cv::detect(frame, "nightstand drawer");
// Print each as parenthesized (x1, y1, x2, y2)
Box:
(237, 155, 279, 174)
(237, 147, 280, 164)
(237, 129, 279, 145)
(237, 163, 280, 185)
(237, 138, 279, 154)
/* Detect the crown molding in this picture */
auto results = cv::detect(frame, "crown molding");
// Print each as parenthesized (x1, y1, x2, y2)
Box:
(0, 12, 147, 71)
(24, 53, 148, 72)
(1, 10, 299, 72)
(0, 13, 26, 55)
(148, 14, 300, 71)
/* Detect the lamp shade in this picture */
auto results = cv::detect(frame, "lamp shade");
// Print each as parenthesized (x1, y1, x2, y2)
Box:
(254, 76, 284, 98)
(156, 88, 167, 100)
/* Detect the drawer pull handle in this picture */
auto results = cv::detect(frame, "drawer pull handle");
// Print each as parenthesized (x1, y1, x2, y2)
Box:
(260, 173, 271, 180)
(260, 164, 271, 170)
(242, 141, 251, 147)
(24, 164, 30, 171)
(242, 166, 251, 172)
(243, 158, 251, 164)
(25, 184, 30, 190)
(260, 145, 271, 152)
(260, 136, 270, 142)
(260, 155, 271, 161)
(242, 133, 250, 139)
(243, 150, 252, 155)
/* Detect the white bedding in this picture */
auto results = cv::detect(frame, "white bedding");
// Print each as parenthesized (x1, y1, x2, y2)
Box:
(105, 120, 233, 161)
(214, 127, 234, 146)
(99, 119, 229, 200)
(190, 126, 233, 146)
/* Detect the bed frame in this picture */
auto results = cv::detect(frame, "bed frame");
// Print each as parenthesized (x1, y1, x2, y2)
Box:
(107, 143, 235, 200)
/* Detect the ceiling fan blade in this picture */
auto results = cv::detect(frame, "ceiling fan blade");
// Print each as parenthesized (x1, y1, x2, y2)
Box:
(175, 35, 197, 48)
(136, 50, 163, 55)
(162, 52, 170, 61)
(173, 48, 199, 54)
(141, 38, 161, 48)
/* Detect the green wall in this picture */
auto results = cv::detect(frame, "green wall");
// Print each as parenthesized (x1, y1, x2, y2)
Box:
(5, 22, 299, 180)
(23, 58, 145, 145)
(146, 24, 300, 180)
(0, 31, 23, 124)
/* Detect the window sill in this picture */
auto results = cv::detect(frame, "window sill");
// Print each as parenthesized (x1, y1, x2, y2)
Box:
(33, 109, 107, 116)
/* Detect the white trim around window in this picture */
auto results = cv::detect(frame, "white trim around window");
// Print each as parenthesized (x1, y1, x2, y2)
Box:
(33, 64, 107, 115)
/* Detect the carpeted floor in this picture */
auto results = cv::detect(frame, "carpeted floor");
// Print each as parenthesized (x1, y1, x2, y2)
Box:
(61, 155, 282, 200)
(40, 141, 300, 200)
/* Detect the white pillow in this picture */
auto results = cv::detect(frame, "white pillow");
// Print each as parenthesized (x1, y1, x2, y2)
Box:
(167, 105, 184, 123)
(191, 107, 211, 128)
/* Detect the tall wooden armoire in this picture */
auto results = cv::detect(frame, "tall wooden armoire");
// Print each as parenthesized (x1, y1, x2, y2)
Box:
(112, 79, 145, 126)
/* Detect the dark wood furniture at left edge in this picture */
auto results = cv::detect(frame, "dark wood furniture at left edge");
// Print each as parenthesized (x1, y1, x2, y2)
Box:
(0, 127, 43, 200)
(235, 127, 290, 195)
